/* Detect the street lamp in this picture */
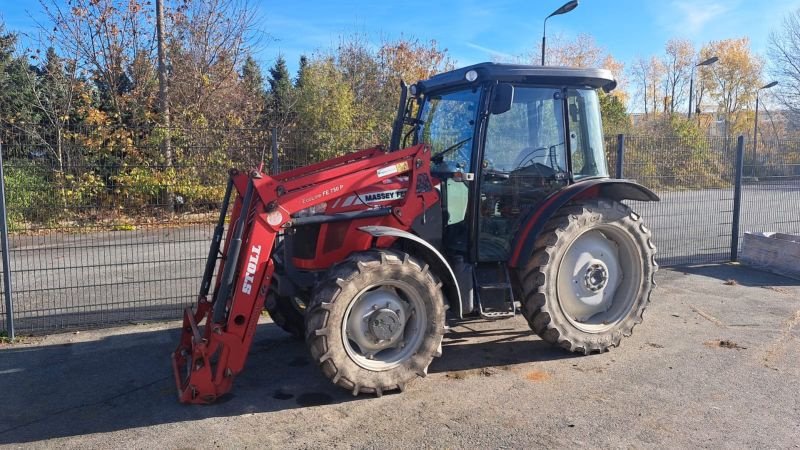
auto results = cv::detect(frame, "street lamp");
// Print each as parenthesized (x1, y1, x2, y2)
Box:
(687, 56, 718, 119)
(541, 0, 579, 66)
(754, 81, 778, 157)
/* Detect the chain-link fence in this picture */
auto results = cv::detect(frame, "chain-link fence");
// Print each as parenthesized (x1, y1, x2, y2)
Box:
(603, 135, 799, 266)
(0, 126, 383, 335)
(740, 139, 800, 241)
(606, 135, 741, 266)
(0, 129, 798, 335)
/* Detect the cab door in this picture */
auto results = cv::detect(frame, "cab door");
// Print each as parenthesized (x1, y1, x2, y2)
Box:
(418, 86, 484, 257)
(476, 86, 569, 261)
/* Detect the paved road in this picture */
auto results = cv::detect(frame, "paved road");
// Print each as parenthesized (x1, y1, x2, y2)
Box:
(0, 265, 798, 448)
(2, 183, 798, 334)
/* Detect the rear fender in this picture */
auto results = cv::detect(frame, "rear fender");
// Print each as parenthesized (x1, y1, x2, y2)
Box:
(358, 225, 463, 318)
(509, 179, 658, 268)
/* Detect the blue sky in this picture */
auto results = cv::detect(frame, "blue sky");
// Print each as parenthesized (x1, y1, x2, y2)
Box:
(3, 0, 800, 77)
(254, 0, 800, 75)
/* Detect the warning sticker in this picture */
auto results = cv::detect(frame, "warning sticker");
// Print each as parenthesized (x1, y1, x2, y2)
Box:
(377, 165, 398, 178)
(377, 161, 410, 178)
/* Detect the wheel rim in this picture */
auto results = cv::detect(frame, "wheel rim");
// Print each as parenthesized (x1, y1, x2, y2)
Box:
(342, 280, 427, 371)
(556, 227, 642, 333)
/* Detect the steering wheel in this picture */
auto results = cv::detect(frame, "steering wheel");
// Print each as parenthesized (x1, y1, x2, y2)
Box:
(513, 147, 549, 170)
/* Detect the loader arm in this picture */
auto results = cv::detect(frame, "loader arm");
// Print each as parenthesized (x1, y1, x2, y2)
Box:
(172, 144, 434, 404)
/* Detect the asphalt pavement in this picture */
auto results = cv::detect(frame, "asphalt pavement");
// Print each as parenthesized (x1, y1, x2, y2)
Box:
(0, 264, 798, 448)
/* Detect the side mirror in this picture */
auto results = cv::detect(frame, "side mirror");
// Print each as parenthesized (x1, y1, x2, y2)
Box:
(490, 83, 514, 115)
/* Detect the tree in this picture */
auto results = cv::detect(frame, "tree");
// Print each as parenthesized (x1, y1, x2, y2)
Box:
(240, 54, 267, 126)
(167, 0, 258, 127)
(25, 47, 87, 174)
(38, 0, 155, 123)
(295, 55, 308, 88)
(769, 9, 800, 116)
(538, 34, 626, 100)
(0, 24, 39, 144)
(630, 56, 665, 116)
(374, 37, 453, 137)
(700, 38, 762, 136)
(293, 57, 356, 159)
(266, 55, 295, 132)
(538, 33, 628, 129)
(662, 39, 694, 114)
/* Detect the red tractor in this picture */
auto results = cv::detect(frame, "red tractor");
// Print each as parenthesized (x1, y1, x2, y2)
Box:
(172, 63, 658, 403)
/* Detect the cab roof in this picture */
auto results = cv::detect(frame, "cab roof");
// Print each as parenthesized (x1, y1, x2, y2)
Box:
(415, 62, 617, 95)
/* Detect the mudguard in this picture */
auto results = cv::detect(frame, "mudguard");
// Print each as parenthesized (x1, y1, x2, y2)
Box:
(358, 225, 463, 318)
(509, 178, 659, 268)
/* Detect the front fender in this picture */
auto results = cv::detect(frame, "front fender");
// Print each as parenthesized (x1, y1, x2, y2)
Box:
(509, 178, 659, 268)
(358, 225, 463, 318)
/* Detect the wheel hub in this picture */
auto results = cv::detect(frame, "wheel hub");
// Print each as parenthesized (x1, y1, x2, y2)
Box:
(345, 289, 408, 356)
(584, 261, 609, 292)
(368, 308, 403, 341)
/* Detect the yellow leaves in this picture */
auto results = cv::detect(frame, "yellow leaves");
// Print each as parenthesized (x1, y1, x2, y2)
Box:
(544, 33, 627, 105)
(700, 37, 763, 117)
(85, 108, 110, 127)
(377, 37, 452, 84)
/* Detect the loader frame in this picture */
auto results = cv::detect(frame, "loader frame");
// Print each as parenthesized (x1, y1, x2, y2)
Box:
(172, 144, 437, 403)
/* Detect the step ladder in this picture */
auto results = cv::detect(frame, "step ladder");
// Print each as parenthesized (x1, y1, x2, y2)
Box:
(474, 263, 518, 319)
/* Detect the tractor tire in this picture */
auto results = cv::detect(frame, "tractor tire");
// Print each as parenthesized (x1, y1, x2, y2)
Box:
(264, 288, 307, 339)
(518, 199, 657, 354)
(305, 249, 446, 396)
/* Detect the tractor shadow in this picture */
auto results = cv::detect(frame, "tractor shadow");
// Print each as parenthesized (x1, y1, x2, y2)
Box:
(0, 323, 356, 445)
(0, 318, 577, 445)
(430, 317, 579, 373)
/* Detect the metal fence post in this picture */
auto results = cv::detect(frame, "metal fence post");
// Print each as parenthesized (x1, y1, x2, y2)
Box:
(615, 134, 625, 179)
(270, 127, 280, 175)
(0, 143, 15, 339)
(730, 135, 745, 262)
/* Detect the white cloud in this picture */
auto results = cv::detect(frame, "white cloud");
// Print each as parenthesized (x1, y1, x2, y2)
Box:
(670, 0, 731, 35)
(464, 42, 515, 61)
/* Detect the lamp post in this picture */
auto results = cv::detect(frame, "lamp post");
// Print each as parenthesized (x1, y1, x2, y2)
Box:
(754, 81, 778, 158)
(687, 56, 718, 119)
(541, 0, 579, 66)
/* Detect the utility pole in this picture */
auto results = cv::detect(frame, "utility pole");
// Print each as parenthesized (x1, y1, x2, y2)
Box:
(754, 81, 779, 165)
(541, 1, 579, 66)
(687, 56, 718, 119)
(156, 0, 174, 212)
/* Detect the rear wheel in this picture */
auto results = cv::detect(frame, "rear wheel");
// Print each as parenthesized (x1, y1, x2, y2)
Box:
(519, 199, 657, 354)
(305, 249, 446, 396)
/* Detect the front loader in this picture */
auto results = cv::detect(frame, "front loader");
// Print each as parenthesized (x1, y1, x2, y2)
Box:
(172, 63, 659, 403)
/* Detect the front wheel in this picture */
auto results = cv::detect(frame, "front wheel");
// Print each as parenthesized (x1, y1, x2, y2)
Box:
(305, 250, 446, 396)
(518, 199, 657, 354)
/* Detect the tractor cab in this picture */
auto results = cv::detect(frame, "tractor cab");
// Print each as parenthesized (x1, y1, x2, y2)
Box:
(389, 63, 622, 318)
(394, 63, 617, 264)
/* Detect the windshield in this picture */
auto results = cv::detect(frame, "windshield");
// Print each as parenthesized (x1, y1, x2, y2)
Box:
(417, 88, 481, 171)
